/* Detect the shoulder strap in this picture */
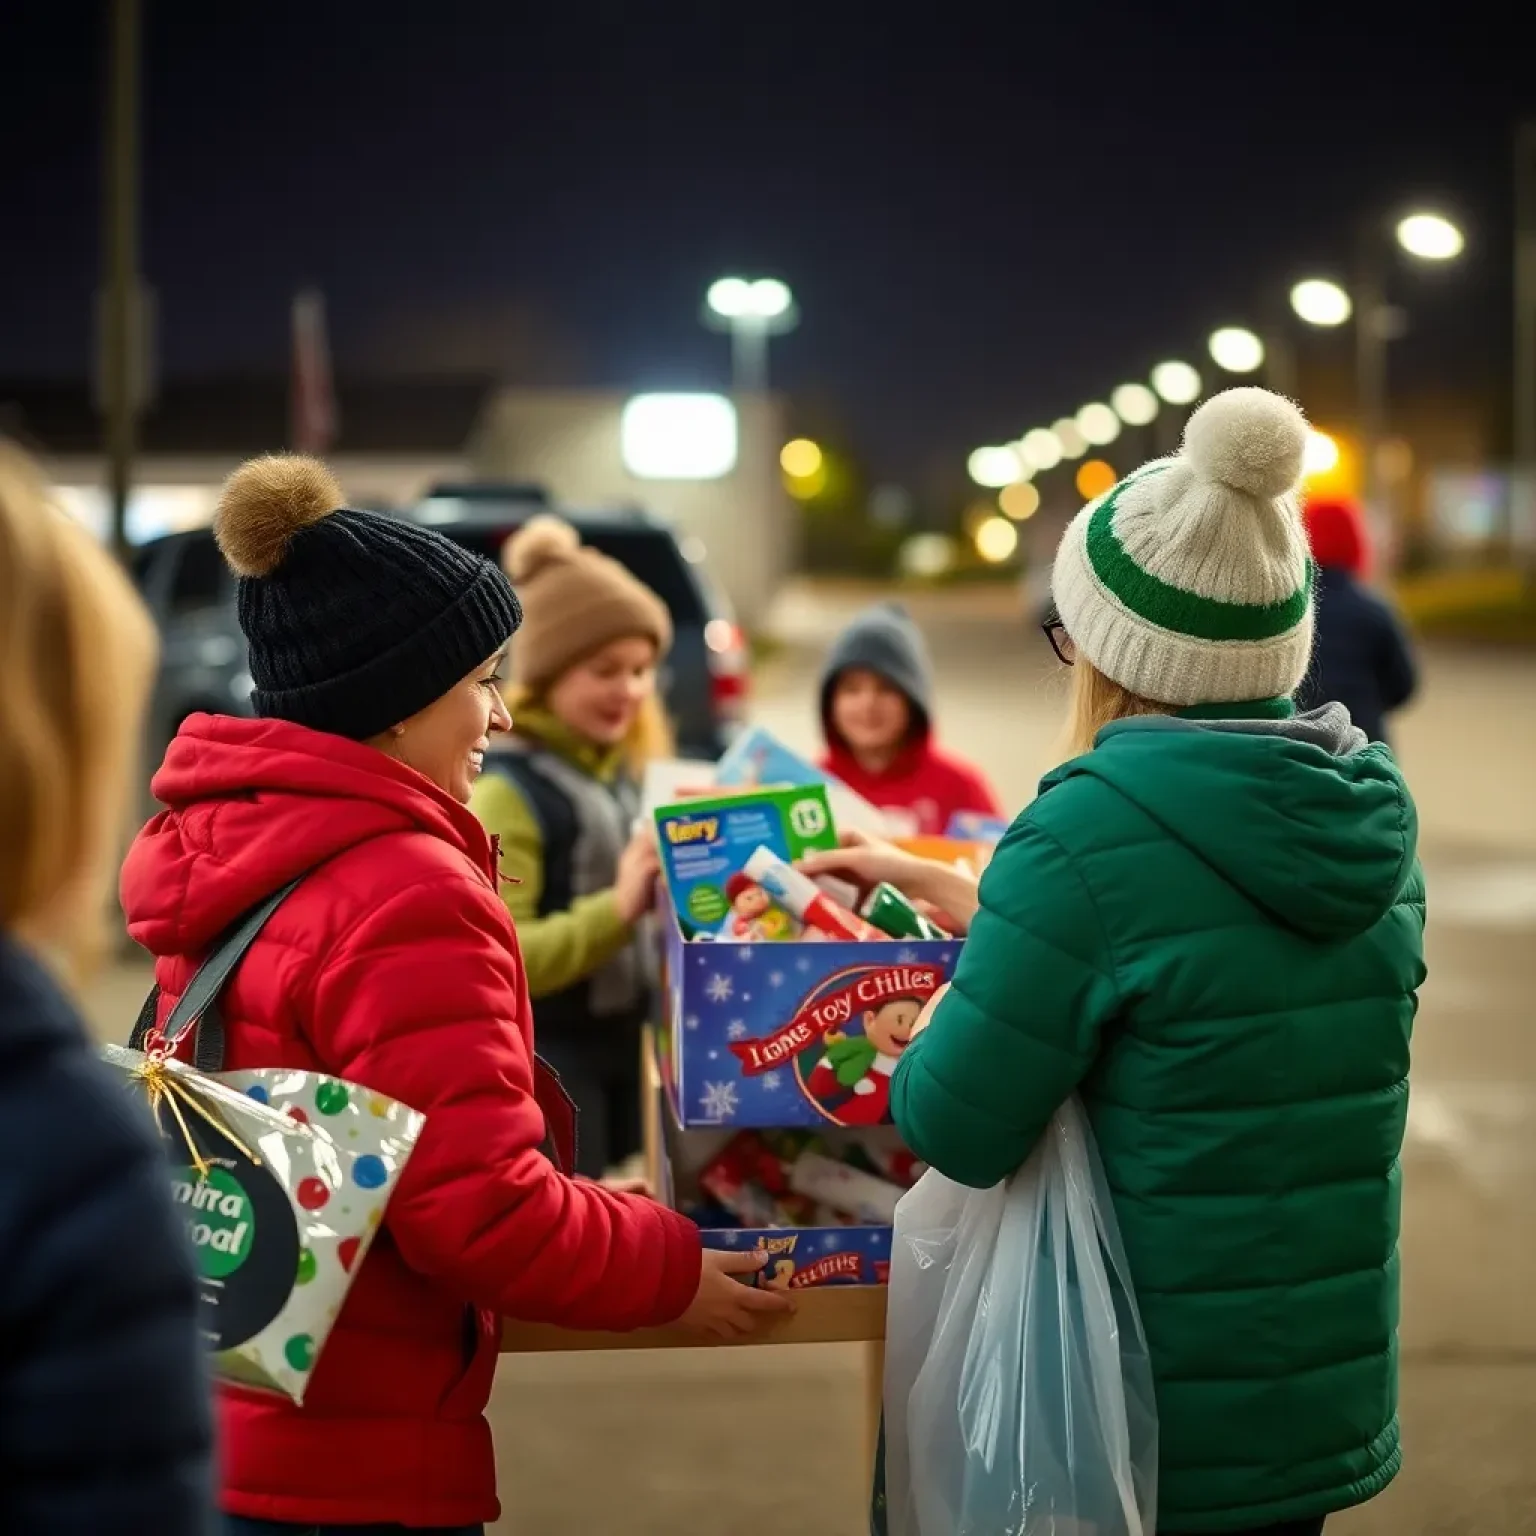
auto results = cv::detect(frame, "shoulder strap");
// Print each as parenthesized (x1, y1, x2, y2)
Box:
(491, 751, 578, 916)
(126, 876, 305, 1072)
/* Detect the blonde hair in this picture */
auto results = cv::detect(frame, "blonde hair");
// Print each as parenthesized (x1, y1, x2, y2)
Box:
(0, 444, 158, 977)
(1058, 658, 1169, 760)
(505, 684, 675, 780)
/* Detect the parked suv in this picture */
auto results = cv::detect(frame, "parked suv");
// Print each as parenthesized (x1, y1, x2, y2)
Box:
(132, 490, 749, 794)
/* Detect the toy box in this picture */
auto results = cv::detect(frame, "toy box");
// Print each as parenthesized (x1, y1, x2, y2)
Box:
(660, 913, 961, 1129)
(943, 810, 1010, 845)
(654, 785, 840, 939)
(714, 725, 893, 836)
(654, 1090, 908, 1289)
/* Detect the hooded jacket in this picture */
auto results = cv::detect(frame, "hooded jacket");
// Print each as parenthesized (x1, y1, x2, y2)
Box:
(891, 700, 1425, 1532)
(120, 714, 701, 1529)
(818, 602, 1000, 836)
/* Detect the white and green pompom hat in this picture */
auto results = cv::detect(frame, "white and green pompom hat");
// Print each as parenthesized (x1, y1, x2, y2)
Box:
(1050, 386, 1315, 707)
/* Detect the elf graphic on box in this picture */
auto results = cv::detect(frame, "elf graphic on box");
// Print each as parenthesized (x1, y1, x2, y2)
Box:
(721, 872, 798, 942)
(805, 992, 924, 1126)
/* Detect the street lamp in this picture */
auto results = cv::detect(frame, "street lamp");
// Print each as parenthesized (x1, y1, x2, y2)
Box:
(1355, 206, 1466, 511)
(1208, 326, 1265, 374)
(967, 445, 1025, 489)
(1019, 428, 1064, 473)
(703, 275, 799, 393)
(1151, 360, 1202, 405)
(1290, 278, 1353, 328)
(1395, 212, 1465, 262)
(1111, 383, 1159, 426)
(1052, 417, 1088, 460)
(1076, 402, 1121, 446)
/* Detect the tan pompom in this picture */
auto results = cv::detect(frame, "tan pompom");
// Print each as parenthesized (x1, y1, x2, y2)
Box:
(214, 455, 345, 578)
(502, 513, 581, 583)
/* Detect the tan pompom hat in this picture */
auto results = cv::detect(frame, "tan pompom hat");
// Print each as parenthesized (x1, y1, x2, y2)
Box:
(501, 515, 672, 692)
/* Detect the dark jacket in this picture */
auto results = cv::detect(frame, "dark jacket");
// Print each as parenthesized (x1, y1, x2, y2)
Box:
(0, 932, 213, 1534)
(893, 700, 1425, 1531)
(1296, 565, 1417, 745)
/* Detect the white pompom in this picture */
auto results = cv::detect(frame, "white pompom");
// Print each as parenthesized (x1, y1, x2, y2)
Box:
(1182, 387, 1308, 499)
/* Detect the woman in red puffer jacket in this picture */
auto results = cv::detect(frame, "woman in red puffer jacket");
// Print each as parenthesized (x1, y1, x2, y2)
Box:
(122, 456, 788, 1536)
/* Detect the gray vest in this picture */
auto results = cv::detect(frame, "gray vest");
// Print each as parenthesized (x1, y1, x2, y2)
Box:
(491, 737, 649, 1032)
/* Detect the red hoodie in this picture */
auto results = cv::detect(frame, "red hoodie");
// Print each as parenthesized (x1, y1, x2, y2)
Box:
(121, 714, 701, 1528)
(819, 734, 1002, 838)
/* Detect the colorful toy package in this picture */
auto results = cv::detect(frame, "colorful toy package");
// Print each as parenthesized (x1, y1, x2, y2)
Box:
(714, 724, 893, 836)
(654, 785, 839, 939)
(657, 1107, 922, 1288)
(103, 1044, 425, 1404)
(664, 922, 961, 1128)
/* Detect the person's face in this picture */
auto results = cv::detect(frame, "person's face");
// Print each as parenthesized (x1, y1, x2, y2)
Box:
(831, 668, 912, 758)
(383, 648, 511, 804)
(733, 885, 771, 919)
(863, 998, 922, 1055)
(545, 635, 659, 747)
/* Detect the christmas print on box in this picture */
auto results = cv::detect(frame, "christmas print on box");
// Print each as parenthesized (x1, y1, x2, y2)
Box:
(703, 1224, 893, 1289)
(665, 919, 960, 1128)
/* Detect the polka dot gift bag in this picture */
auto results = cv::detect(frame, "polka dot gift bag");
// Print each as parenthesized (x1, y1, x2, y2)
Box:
(110, 872, 423, 1405)
(104, 1044, 425, 1404)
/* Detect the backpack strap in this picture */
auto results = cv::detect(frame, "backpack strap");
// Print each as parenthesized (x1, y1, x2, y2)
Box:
(126, 876, 305, 1072)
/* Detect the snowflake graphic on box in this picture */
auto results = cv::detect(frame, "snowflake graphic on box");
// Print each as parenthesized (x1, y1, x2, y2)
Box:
(762, 1071, 783, 1092)
(698, 1080, 739, 1122)
(705, 972, 734, 1004)
(726, 1020, 748, 1040)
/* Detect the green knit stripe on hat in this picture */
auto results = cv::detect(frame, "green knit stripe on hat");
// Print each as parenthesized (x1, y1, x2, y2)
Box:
(1049, 387, 1318, 708)
(1085, 469, 1314, 643)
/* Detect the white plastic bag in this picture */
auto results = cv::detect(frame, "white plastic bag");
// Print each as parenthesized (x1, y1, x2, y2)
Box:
(881, 1100, 1158, 1536)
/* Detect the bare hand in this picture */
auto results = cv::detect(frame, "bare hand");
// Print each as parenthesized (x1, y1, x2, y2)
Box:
(613, 825, 662, 925)
(797, 830, 981, 935)
(678, 1248, 795, 1340)
(795, 828, 929, 896)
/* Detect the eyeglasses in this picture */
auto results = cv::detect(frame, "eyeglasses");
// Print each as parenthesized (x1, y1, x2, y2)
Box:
(1041, 607, 1075, 665)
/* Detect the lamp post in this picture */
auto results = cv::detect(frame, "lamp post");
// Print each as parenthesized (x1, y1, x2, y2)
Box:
(101, 0, 142, 564)
(1288, 212, 1463, 514)
(1515, 122, 1536, 478)
(703, 276, 798, 395)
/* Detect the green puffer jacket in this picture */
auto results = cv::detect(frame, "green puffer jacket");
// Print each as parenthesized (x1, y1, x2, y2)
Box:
(890, 699, 1426, 1534)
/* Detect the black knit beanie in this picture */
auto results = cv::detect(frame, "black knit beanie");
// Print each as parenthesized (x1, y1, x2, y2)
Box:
(213, 455, 522, 741)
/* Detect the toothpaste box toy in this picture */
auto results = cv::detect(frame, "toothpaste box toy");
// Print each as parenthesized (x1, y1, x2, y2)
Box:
(654, 785, 839, 939)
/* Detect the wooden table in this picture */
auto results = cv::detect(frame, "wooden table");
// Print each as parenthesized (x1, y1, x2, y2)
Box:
(501, 1030, 888, 1477)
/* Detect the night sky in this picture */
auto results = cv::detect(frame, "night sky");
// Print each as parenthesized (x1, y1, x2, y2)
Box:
(4, 3, 1533, 489)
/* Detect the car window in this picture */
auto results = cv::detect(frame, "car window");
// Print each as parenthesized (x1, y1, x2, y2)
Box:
(166, 535, 230, 617)
(445, 525, 707, 625)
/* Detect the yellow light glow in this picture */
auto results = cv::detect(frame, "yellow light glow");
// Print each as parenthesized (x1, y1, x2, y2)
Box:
(1303, 430, 1340, 477)
(784, 464, 828, 500)
(1075, 459, 1117, 500)
(974, 516, 1019, 564)
(779, 438, 823, 478)
(999, 481, 1040, 520)
(899, 533, 957, 579)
